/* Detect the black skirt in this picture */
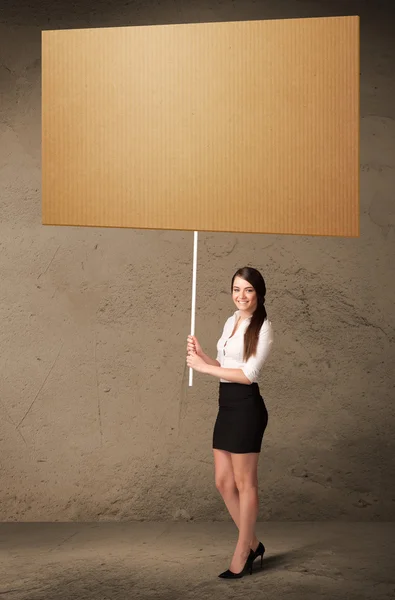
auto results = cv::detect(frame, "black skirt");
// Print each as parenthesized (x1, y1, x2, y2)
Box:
(212, 382, 268, 454)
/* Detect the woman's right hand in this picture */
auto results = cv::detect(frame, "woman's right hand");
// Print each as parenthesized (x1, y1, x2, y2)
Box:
(187, 335, 204, 358)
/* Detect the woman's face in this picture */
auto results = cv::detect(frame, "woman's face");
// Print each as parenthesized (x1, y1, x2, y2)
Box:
(232, 276, 257, 316)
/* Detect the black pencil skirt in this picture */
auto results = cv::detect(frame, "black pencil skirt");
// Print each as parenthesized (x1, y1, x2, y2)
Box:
(212, 382, 268, 454)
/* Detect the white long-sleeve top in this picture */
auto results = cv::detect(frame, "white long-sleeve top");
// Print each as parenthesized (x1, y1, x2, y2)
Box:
(216, 310, 273, 383)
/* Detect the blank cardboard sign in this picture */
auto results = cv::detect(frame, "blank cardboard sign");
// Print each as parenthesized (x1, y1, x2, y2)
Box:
(42, 16, 359, 237)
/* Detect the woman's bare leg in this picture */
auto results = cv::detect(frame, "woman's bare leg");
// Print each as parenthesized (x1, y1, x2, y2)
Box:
(213, 449, 259, 551)
(228, 452, 260, 573)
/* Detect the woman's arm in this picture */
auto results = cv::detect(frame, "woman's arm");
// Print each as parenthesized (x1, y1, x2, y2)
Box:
(241, 321, 273, 383)
(203, 321, 274, 385)
(187, 336, 220, 367)
(200, 352, 221, 367)
(204, 364, 251, 385)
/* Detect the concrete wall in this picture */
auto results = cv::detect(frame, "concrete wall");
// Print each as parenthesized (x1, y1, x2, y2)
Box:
(0, 0, 394, 521)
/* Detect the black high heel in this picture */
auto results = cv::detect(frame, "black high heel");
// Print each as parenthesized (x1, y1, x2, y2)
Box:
(218, 550, 255, 579)
(251, 541, 265, 568)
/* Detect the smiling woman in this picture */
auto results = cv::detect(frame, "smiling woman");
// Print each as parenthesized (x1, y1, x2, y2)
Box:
(186, 266, 273, 579)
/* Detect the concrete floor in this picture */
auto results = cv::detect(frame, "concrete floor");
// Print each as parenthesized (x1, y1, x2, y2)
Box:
(0, 522, 394, 599)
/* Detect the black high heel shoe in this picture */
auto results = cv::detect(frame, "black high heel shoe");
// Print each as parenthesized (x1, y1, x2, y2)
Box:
(218, 550, 255, 579)
(251, 541, 265, 568)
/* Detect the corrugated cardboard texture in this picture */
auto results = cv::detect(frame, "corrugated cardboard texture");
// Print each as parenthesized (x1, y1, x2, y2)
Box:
(42, 16, 359, 236)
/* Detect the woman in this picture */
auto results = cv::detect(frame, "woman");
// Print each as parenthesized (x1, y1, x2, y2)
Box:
(186, 266, 273, 579)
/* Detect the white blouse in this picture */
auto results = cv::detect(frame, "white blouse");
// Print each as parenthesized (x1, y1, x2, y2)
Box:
(216, 310, 273, 384)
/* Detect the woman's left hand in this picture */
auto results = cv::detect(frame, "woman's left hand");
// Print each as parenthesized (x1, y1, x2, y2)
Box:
(186, 351, 208, 373)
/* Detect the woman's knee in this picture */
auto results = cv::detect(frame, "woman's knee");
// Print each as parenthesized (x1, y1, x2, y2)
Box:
(234, 476, 258, 494)
(215, 475, 237, 495)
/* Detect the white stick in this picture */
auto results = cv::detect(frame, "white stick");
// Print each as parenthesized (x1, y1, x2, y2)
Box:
(189, 231, 198, 387)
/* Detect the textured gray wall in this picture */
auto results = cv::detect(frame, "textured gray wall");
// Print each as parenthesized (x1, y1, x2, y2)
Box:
(0, 0, 394, 522)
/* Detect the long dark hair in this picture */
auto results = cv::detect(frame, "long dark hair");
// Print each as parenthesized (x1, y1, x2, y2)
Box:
(231, 266, 267, 362)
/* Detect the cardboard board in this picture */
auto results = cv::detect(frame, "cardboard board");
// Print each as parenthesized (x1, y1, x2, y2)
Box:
(42, 16, 359, 237)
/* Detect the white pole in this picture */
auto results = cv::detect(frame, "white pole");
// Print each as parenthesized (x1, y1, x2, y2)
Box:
(189, 230, 198, 387)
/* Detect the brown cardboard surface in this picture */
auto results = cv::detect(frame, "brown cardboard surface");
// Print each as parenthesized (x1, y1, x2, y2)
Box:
(42, 17, 359, 237)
